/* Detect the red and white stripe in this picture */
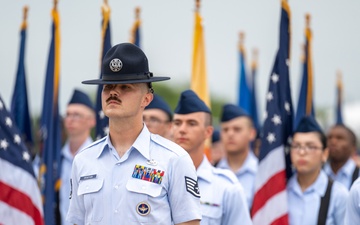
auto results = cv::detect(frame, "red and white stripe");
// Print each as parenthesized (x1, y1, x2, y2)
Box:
(252, 145, 289, 225)
(0, 158, 44, 225)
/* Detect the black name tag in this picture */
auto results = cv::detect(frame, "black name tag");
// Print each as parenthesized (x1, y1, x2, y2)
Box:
(80, 174, 97, 181)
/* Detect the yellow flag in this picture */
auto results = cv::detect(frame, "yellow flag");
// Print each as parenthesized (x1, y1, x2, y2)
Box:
(191, 5, 211, 160)
(191, 10, 210, 107)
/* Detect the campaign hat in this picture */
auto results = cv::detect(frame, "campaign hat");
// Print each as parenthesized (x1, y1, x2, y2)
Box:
(82, 43, 170, 85)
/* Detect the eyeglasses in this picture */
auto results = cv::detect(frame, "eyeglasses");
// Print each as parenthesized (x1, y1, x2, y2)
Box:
(143, 116, 169, 126)
(65, 112, 86, 121)
(290, 145, 323, 153)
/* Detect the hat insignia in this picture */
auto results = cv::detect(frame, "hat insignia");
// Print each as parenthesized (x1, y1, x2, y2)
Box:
(109, 58, 123, 72)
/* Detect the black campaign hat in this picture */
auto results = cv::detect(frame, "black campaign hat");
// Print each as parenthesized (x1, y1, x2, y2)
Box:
(82, 43, 170, 85)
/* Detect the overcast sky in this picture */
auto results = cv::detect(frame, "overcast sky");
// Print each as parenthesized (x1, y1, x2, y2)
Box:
(1, 0, 360, 126)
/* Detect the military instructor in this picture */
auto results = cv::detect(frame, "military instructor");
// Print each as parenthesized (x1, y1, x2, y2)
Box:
(66, 43, 201, 225)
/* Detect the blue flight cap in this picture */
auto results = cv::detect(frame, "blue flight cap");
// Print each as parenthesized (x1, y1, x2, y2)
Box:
(295, 116, 323, 134)
(220, 104, 249, 122)
(212, 129, 220, 143)
(174, 90, 211, 114)
(68, 89, 94, 111)
(145, 94, 173, 120)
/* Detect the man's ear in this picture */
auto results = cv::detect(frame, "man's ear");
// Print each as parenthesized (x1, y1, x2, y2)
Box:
(249, 127, 256, 142)
(142, 92, 153, 108)
(322, 148, 329, 164)
(206, 126, 214, 139)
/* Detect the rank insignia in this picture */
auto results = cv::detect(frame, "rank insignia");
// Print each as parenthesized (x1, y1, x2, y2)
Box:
(132, 164, 164, 184)
(136, 202, 150, 216)
(185, 176, 200, 198)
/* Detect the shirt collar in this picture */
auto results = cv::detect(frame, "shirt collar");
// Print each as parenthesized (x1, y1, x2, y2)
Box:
(96, 124, 151, 160)
(197, 156, 213, 183)
(62, 137, 93, 160)
(217, 151, 258, 175)
(324, 158, 356, 178)
(288, 170, 328, 197)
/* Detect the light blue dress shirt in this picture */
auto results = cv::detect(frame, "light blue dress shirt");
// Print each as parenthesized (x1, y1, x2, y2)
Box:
(324, 159, 359, 190)
(216, 151, 258, 208)
(287, 170, 348, 225)
(344, 177, 360, 224)
(66, 125, 201, 225)
(60, 137, 93, 225)
(197, 156, 252, 225)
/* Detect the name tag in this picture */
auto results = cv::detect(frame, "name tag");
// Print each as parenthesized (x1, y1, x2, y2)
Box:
(80, 174, 97, 181)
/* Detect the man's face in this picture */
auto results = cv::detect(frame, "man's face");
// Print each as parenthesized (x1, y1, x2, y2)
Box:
(291, 132, 327, 175)
(172, 112, 212, 153)
(64, 104, 95, 137)
(327, 126, 355, 163)
(221, 117, 255, 154)
(143, 109, 171, 138)
(101, 83, 151, 119)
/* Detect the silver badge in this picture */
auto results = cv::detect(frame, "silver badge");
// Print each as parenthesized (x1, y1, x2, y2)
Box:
(109, 58, 123, 72)
(147, 159, 158, 166)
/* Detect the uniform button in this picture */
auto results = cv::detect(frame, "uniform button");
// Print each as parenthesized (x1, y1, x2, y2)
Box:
(114, 185, 119, 189)
(114, 209, 118, 213)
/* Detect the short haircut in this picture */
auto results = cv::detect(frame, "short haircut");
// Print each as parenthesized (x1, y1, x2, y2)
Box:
(204, 113, 213, 126)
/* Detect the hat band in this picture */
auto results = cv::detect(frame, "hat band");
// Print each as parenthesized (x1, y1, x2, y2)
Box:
(103, 72, 153, 81)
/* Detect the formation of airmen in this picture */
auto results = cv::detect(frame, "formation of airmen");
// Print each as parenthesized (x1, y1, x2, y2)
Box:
(53, 43, 360, 225)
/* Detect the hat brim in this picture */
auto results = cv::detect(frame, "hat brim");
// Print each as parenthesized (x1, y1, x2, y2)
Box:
(82, 76, 170, 85)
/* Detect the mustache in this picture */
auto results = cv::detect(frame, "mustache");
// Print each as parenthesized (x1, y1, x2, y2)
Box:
(106, 96, 121, 103)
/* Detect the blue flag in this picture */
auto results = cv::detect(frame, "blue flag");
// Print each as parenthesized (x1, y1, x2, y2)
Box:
(39, 7, 62, 225)
(250, 55, 260, 131)
(95, 3, 112, 140)
(336, 73, 343, 124)
(11, 16, 33, 147)
(295, 16, 315, 128)
(238, 41, 251, 113)
(252, 1, 293, 224)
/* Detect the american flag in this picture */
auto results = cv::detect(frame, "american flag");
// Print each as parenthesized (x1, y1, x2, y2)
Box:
(251, 0, 293, 224)
(0, 95, 44, 225)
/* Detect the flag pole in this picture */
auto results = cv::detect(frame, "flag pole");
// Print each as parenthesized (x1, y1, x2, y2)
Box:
(305, 13, 313, 116)
(22, 6, 28, 29)
(130, 6, 141, 46)
(251, 48, 258, 70)
(195, 0, 200, 12)
(239, 31, 245, 52)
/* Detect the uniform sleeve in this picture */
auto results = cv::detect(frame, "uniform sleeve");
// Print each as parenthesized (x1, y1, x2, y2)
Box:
(344, 179, 360, 225)
(66, 158, 85, 225)
(167, 154, 201, 224)
(222, 183, 252, 225)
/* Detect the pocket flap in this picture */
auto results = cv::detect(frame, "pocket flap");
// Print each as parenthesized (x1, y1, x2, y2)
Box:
(78, 179, 104, 195)
(201, 203, 222, 219)
(126, 179, 162, 197)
